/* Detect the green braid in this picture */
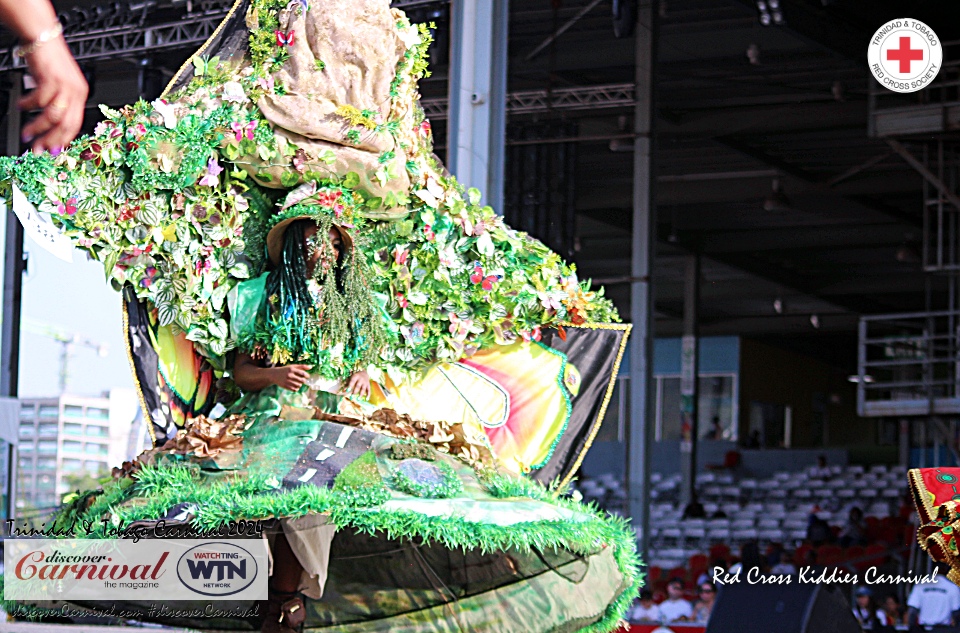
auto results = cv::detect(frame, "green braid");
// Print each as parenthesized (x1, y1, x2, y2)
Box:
(255, 215, 392, 378)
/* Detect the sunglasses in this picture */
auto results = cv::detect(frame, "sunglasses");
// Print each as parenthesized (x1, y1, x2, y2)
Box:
(700, 588, 715, 593)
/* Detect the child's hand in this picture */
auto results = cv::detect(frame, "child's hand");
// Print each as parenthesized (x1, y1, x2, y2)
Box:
(345, 370, 370, 399)
(273, 364, 312, 391)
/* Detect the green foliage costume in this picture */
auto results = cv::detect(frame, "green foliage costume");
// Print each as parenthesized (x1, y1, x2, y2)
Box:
(0, 0, 641, 630)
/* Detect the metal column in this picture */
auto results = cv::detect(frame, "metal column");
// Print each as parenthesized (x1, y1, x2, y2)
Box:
(627, 0, 656, 562)
(680, 253, 700, 508)
(2, 72, 22, 522)
(447, 0, 508, 212)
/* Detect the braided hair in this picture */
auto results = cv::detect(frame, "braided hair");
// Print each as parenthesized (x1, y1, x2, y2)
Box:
(259, 216, 388, 375)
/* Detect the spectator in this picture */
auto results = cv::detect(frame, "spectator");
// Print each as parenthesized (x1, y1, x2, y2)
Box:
(682, 494, 706, 520)
(729, 541, 765, 577)
(882, 594, 905, 627)
(806, 510, 833, 546)
(692, 582, 717, 624)
(627, 589, 662, 624)
(703, 416, 724, 440)
(770, 550, 797, 575)
(839, 506, 867, 548)
(697, 558, 727, 586)
(659, 578, 694, 622)
(808, 454, 832, 479)
(852, 586, 885, 631)
(907, 563, 960, 630)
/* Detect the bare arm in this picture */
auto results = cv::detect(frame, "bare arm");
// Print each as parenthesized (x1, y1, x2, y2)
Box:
(233, 352, 312, 392)
(0, 0, 88, 152)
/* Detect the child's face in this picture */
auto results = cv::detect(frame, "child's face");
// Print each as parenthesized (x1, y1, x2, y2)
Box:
(305, 225, 343, 277)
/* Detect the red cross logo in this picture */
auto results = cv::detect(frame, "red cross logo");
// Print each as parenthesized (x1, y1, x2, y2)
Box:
(887, 36, 924, 73)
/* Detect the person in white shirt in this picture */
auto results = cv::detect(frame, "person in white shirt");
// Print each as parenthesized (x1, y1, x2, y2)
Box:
(807, 455, 832, 480)
(851, 586, 885, 631)
(770, 550, 797, 575)
(907, 564, 960, 628)
(659, 578, 694, 623)
(627, 590, 662, 623)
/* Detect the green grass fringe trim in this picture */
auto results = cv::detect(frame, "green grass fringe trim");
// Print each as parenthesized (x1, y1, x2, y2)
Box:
(33, 464, 643, 632)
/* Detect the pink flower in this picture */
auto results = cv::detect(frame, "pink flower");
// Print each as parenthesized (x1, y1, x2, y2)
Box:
(521, 326, 542, 342)
(198, 157, 223, 187)
(448, 314, 472, 341)
(56, 197, 78, 215)
(130, 123, 147, 140)
(481, 274, 501, 291)
(78, 237, 94, 248)
(317, 190, 341, 207)
(139, 266, 158, 288)
(469, 262, 484, 285)
(394, 246, 409, 266)
(257, 73, 275, 93)
(396, 293, 408, 308)
(230, 120, 258, 142)
(423, 225, 435, 241)
(194, 258, 212, 276)
(93, 121, 114, 137)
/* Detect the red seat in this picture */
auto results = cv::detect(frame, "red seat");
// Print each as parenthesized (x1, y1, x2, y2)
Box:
(795, 543, 813, 565)
(648, 565, 663, 582)
(710, 544, 731, 561)
(864, 543, 886, 566)
(689, 553, 708, 576)
(818, 544, 843, 565)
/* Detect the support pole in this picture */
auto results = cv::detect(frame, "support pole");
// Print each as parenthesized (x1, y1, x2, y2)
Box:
(680, 253, 700, 508)
(447, 0, 508, 212)
(2, 72, 22, 522)
(627, 0, 656, 563)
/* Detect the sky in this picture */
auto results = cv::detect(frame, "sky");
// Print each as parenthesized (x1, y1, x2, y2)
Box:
(17, 230, 134, 398)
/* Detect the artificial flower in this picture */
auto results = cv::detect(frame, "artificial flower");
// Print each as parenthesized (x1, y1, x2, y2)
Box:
(199, 157, 224, 187)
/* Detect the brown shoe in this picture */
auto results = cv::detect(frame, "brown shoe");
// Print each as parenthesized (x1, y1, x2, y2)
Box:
(261, 590, 306, 633)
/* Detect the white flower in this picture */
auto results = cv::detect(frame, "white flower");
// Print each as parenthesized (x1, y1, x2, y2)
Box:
(151, 99, 178, 130)
(221, 81, 248, 103)
(397, 24, 422, 50)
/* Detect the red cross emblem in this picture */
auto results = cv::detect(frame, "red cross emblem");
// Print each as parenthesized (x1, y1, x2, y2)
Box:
(887, 36, 924, 73)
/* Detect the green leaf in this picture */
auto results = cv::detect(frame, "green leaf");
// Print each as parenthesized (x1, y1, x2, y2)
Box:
(230, 168, 248, 181)
(157, 302, 177, 327)
(192, 56, 206, 76)
(467, 188, 482, 205)
(256, 172, 273, 183)
(223, 143, 240, 161)
(280, 171, 300, 187)
(208, 318, 229, 340)
(365, 197, 382, 209)
(304, 171, 323, 182)
(342, 172, 360, 189)
(396, 220, 414, 237)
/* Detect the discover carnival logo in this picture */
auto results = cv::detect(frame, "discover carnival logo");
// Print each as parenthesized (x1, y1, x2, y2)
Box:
(868, 18, 942, 93)
(3, 539, 267, 601)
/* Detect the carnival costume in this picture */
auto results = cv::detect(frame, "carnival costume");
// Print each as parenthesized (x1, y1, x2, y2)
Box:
(0, 1, 640, 631)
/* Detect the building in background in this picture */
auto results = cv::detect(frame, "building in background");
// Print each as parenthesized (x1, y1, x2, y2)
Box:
(16, 389, 139, 511)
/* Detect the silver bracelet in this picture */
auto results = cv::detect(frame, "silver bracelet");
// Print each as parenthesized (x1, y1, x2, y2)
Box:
(13, 22, 64, 59)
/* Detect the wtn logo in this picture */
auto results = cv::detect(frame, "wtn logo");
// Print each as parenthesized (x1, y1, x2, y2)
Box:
(185, 559, 247, 581)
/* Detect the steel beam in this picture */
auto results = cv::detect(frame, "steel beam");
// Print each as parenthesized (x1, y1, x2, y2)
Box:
(2, 73, 22, 522)
(447, 0, 508, 211)
(627, 0, 656, 567)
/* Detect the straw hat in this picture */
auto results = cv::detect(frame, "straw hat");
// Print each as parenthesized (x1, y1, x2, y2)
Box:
(266, 216, 354, 267)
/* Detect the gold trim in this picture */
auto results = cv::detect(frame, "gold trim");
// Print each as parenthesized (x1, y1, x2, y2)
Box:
(121, 298, 157, 446)
(161, 0, 247, 97)
(557, 322, 633, 491)
(910, 468, 939, 524)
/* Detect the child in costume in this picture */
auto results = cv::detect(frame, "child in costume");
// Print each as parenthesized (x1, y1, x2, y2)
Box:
(0, 1, 640, 631)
